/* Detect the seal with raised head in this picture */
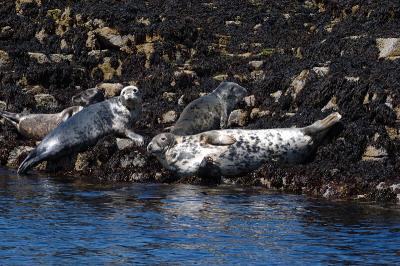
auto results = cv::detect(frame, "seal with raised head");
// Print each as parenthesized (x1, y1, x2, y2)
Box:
(18, 86, 144, 174)
(148, 112, 342, 177)
(169, 81, 248, 135)
(0, 106, 83, 140)
(71, 87, 105, 106)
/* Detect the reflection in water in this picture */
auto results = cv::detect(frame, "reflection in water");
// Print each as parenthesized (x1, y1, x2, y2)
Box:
(0, 168, 399, 265)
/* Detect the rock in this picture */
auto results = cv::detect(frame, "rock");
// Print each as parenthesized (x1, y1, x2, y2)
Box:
(345, 76, 360, 82)
(88, 49, 108, 60)
(362, 145, 388, 161)
(130, 172, 148, 182)
(178, 95, 185, 106)
(116, 138, 134, 151)
(213, 74, 228, 81)
(395, 106, 400, 121)
(390, 184, 400, 194)
(136, 43, 155, 68)
(385, 127, 400, 140)
(244, 95, 256, 107)
(75, 153, 90, 171)
(92, 27, 135, 52)
(0, 101, 6, 111)
(0, 50, 10, 68)
(97, 83, 123, 97)
(376, 38, 400, 60)
(97, 57, 122, 80)
(312, 66, 329, 77)
(250, 108, 270, 119)
(35, 28, 47, 44)
(225, 20, 241, 26)
(250, 70, 265, 81)
(28, 52, 50, 64)
(23, 85, 46, 94)
(120, 152, 146, 168)
(173, 69, 197, 79)
(228, 109, 248, 127)
(253, 24, 262, 30)
(159, 110, 177, 124)
(287, 70, 310, 100)
(270, 90, 282, 102)
(321, 96, 338, 112)
(7, 146, 34, 168)
(49, 54, 73, 63)
(34, 94, 58, 109)
(162, 92, 177, 102)
(60, 39, 69, 51)
(249, 60, 264, 70)
(16, 0, 41, 14)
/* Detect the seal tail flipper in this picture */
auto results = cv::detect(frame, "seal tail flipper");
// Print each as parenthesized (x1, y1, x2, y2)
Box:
(302, 112, 342, 136)
(17, 149, 46, 175)
(0, 110, 20, 127)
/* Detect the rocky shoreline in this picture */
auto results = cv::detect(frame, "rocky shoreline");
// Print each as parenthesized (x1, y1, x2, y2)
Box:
(0, 1, 399, 202)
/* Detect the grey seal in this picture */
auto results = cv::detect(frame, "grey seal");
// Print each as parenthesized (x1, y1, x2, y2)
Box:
(147, 112, 342, 177)
(18, 86, 144, 174)
(170, 81, 248, 135)
(0, 106, 83, 140)
(71, 87, 105, 106)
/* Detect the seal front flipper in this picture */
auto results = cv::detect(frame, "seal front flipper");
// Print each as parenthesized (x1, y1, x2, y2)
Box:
(200, 131, 236, 146)
(197, 156, 221, 178)
(0, 110, 20, 127)
(125, 129, 145, 146)
(60, 106, 84, 122)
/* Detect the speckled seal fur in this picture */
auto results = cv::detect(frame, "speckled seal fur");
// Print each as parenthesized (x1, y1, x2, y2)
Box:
(17, 86, 144, 174)
(71, 87, 105, 106)
(170, 81, 248, 135)
(148, 112, 342, 177)
(0, 106, 83, 140)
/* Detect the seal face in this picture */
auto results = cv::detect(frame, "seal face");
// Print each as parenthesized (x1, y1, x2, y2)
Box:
(170, 81, 248, 135)
(148, 113, 342, 177)
(71, 87, 105, 106)
(17, 86, 144, 174)
(0, 106, 83, 140)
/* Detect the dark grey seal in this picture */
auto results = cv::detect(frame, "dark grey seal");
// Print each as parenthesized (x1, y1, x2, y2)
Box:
(170, 81, 248, 135)
(0, 106, 83, 140)
(18, 86, 144, 174)
(71, 87, 105, 106)
(148, 112, 342, 177)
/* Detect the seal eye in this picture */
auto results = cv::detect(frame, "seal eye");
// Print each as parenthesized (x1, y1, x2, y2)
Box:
(161, 137, 166, 141)
(132, 88, 138, 93)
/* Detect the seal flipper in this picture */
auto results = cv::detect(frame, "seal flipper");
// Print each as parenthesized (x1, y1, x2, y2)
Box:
(302, 112, 342, 136)
(0, 110, 20, 127)
(60, 106, 83, 122)
(197, 156, 221, 178)
(200, 131, 236, 146)
(17, 149, 47, 175)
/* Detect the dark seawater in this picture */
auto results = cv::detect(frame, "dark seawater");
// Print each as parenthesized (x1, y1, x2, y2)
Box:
(0, 168, 399, 265)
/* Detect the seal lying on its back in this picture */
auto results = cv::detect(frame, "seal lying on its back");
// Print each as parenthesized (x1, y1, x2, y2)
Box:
(148, 112, 342, 177)
(18, 86, 144, 174)
(71, 87, 105, 106)
(170, 81, 248, 135)
(0, 106, 83, 140)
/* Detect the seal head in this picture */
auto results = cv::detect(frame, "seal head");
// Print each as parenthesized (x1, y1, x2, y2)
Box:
(213, 81, 248, 109)
(147, 133, 176, 155)
(120, 86, 141, 109)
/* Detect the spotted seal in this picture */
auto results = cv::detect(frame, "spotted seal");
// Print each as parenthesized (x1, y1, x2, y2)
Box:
(18, 86, 144, 174)
(71, 87, 105, 106)
(169, 81, 248, 135)
(0, 106, 83, 140)
(147, 112, 342, 177)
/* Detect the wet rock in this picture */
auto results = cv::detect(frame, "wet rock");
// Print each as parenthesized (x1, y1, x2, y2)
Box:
(75, 153, 89, 171)
(129, 172, 148, 182)
(16, 0, 41, 14)
(97, 57, 122, 80)
(0, 101, 6, 111)
(270, 90, 282, 103)
(7, 146, 34, 168)
(249, 60, 264, 70)
(34, 94, 59, 109)
(312, 66, 329, 77)
(0, 50, 10, 68)
(228, 109, 248, 127)
(120, 152, 146, 168)
(213, 74, 228, 81)
(159, 110, 177, 124)
(116, 138, 134, 151)
(286, 70, 310, 100)
(97, 83, 123, 97)
(162, 92, 177, 102)
(321, 96, 338, 112)
(362, 145, 388, 161)
(250, 70, 265, 81)
(390, 184, 400, 194)
(376, 38, 400, 60)
(250, 108, 270, 120)
(244, 95, 256, 107)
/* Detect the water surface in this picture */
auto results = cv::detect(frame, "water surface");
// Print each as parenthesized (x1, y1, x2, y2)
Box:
(0, 168, 399, 265)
